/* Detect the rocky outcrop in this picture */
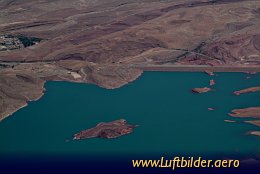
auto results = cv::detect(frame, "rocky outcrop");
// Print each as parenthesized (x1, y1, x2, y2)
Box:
(192, 87, 212, 93)
(224, 120, 236, 123)
(234, 87, 260, 95)
(229, 107, 260, 118)
(229, 107, 260, 136)
(208, 108, 215, 111)
(245, 120, 260, 127)
(247, 131, 260, 136)
(73, 119, 137, 140)
(210, 80, 215, 86)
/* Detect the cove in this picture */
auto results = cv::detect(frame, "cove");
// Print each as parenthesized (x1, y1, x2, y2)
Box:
(0, 72, 259, 158)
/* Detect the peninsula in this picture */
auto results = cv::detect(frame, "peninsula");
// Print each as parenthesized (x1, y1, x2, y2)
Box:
(229, 107, 260, 118)
(234, 87, 260, 95)
(229, 107, 260, 136)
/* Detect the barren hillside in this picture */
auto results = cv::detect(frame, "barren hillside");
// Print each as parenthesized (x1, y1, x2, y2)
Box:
(0, 0, 260, 120)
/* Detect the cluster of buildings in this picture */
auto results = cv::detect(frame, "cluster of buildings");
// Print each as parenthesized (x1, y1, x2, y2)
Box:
(0, 35, 24, 51)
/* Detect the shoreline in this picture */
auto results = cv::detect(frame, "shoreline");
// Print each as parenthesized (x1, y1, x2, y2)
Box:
(0, 67, 259, 122)
(0, 103, 28, 122)
(0, 84, 46, 122)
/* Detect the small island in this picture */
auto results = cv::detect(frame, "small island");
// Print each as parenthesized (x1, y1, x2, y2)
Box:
(208, 107, 215, 111)
(209, 79, 215, 86)
(73, 119, 137, 140)
(192, 87, 212, 94)
(234, 86, 260, 95)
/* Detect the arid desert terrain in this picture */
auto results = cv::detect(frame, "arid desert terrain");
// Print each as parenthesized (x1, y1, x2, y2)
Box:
(0, 0, 260, 121)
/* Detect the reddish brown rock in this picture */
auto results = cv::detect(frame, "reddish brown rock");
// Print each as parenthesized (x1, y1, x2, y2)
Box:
(73, 119, 137, 140)
(234, 87, 260, 95)
(192, 87, 212, 94)
(245, 120, 260, 127)
(208, 107, 215, 111)
(209, 79, 215, 86)
(224, 120, 236, 123)
(229, 107, 260, 118)
(247, 131, 260, 136)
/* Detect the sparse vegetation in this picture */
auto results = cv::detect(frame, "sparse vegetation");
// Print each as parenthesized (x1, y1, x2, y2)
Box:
(17, 35, 42, 47)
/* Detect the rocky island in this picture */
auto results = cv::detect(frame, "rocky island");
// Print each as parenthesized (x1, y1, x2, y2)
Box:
(192, 87, 212, 94)
(234, 87, 260, 95)
(209, 80, 215, 86)
(208, 108, 216, 111)
(73, 119, 137, 140)
(245, 120, 260, 127)
(248, 131, 260, 136)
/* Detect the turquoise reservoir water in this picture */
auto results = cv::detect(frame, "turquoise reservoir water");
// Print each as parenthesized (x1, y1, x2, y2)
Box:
(0, 72, 259, 157)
